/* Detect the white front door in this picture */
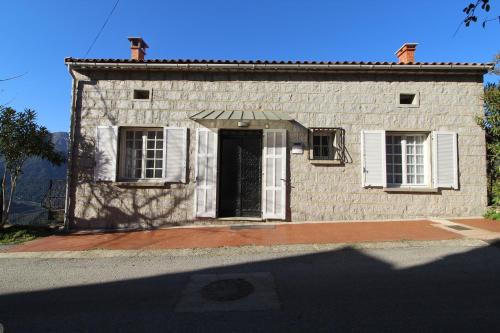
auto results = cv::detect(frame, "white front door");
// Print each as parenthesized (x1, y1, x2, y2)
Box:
(194, 128, 218, 218)
(262, 129, 287, 220)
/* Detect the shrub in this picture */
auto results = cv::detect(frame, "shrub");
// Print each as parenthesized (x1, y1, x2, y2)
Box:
(0, 225, 53, 244)
(484, 208, 500, 220)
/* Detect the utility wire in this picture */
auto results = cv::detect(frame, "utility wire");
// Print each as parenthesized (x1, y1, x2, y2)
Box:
(84, 0, 121, 58)
(0, 72, 28, 82)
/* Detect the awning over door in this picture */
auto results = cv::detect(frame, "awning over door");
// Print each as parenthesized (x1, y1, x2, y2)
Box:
(190, 110, 294, 121)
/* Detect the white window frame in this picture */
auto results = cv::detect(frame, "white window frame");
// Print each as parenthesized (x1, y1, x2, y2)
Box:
(119, 127, 164, 181)
(385, 132, 431, 188)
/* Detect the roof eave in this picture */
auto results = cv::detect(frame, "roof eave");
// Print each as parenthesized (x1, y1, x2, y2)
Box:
(65, 60, 494, 74)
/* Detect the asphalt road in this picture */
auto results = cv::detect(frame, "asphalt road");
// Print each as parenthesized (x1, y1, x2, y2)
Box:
(1, 240, 500, 332)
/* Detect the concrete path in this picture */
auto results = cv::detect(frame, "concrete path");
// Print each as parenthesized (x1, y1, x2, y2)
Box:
(430, 218, 500, 241)
(4, 219, 462, 253)
(452, 217, 500, 233)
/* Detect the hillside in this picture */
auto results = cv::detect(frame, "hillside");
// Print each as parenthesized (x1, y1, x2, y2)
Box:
(1, 132, 68, 211)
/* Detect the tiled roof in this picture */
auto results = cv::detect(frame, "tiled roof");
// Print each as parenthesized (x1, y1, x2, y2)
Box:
(65, 58, 491, 66)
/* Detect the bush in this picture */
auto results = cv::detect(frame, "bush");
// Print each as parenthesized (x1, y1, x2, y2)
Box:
(484, 208, 500, 220)
(491, 176, 500, 201)
(477, 83, 500, 205)
(0, 225, 54, 244)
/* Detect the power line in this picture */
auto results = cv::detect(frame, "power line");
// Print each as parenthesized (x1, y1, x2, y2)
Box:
(0, 72, 28, 82)
(84, 0, 121, 58)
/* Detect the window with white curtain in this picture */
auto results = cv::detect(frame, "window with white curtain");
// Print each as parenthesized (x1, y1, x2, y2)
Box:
(121, 128, 164, 179)
(386, 133, 429, 186)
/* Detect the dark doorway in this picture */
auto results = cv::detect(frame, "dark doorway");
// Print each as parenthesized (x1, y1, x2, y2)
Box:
(219, 130, 262, 218)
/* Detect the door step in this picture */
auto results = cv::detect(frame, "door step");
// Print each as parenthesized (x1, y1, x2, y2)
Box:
(230, 225, 276, 230)
(217, 217, 263, 222)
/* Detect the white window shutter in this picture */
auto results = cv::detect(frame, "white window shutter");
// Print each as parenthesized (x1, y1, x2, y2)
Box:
(262, 129, 287, 220)
(361, 130, 386, 187)
(432, 131, 458, 189)
(94, 126, 118, 182)
(194, 128, 218, 218)
(164, 127, 188, 183)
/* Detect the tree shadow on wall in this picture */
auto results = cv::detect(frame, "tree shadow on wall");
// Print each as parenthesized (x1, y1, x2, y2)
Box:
(70, 137, 193, 230)
(68, 80, 193, 230)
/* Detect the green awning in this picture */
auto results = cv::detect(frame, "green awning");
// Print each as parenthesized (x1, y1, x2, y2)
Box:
(190, 110, 294, 121)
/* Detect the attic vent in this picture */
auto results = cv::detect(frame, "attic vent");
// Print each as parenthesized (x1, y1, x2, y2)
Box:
(400, 93, 416, 105)
(133, 89, 150, 100)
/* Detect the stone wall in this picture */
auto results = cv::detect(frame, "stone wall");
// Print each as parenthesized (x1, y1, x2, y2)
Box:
(68, 69, 487, 229)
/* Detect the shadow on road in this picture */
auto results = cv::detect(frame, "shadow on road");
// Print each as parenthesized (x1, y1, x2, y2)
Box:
(1, 241, 500, 332)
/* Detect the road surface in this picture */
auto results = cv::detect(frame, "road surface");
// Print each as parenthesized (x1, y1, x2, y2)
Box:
(1, 240, 500, 332)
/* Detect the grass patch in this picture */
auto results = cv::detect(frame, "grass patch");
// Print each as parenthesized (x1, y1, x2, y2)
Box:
(0, 225, 54, 244)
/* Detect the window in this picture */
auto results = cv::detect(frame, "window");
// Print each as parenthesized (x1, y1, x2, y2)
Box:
(361, 130, 458, 190)
(399, 94, 416, 105)
(309, 128, 343, 162)
(121, 128, 163, 179)
(386, 133, 428, 186)
(132, 89, 150, 100)
(313, 133, 333, 159)
(95, 126, 188, 183)
(398, 92, 419, 107)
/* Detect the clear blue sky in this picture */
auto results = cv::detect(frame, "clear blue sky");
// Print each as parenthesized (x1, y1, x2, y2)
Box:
(0, 0, 498, 132)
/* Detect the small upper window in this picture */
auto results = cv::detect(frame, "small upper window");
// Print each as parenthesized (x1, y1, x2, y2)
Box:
(133, 89, 150, 100)
(398, 92, 419, 107)
(400, 94, 415, 105)
(309, 128, 343, 163)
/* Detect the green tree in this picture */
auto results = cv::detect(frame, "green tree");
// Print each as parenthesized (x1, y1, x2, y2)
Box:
(494, 53, 500, 75)
(477, 83, 500, 204)
(0, 107, 65, 227)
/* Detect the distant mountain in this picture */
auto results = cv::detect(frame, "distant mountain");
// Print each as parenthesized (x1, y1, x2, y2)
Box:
(3, 132, 68, 206)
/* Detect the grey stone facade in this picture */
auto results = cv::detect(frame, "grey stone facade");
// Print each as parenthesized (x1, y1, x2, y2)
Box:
(66, 68, 488, 229)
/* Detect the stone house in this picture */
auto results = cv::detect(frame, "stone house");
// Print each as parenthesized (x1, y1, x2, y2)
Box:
(64, 38, 493, 229)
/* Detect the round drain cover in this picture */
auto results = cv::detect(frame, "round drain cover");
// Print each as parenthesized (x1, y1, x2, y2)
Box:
(201, 278, 255, 302)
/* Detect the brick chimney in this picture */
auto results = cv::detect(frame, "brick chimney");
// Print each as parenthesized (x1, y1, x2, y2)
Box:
(395, 43, 418, 64)
(128, 37, 149, 61)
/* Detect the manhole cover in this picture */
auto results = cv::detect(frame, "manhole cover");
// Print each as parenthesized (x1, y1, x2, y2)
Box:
(447, 225, 472, 231)
(201, 278, 255, 302)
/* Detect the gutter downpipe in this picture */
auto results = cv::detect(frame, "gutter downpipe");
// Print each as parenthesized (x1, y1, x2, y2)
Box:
(63, 65, 78, 231)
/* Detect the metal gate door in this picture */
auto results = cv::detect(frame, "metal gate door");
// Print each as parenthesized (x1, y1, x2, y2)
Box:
(218, 130, 262, 217)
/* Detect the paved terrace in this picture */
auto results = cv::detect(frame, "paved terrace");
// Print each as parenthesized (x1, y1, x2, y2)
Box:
(5, 218, 499, 253)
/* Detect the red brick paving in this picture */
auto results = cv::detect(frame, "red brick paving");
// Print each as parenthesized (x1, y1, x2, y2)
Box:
(4, 220, 461, 253)
(451, 218, 500, 233)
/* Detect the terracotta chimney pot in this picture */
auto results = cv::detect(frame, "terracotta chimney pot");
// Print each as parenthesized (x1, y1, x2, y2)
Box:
(128, 37, 149, 61)
(395, 43, 418, 64)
